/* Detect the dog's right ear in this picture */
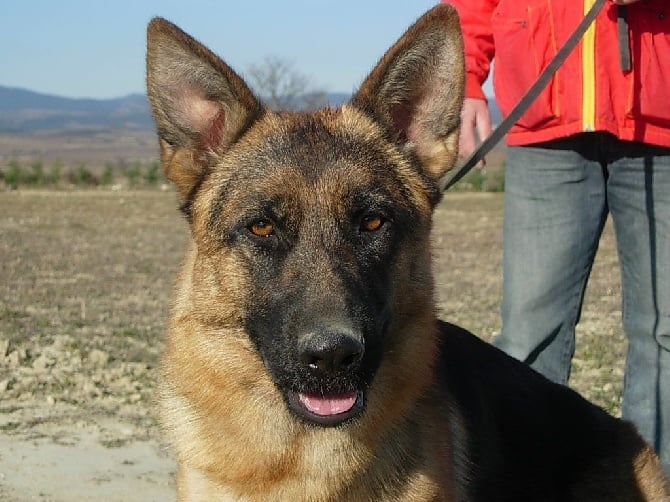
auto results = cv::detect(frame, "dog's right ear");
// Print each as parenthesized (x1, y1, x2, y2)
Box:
(146, 17, 262, 205)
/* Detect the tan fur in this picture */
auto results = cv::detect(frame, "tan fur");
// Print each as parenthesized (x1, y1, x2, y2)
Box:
(633, 447, 670, 500)
(146, 5, 669, 501)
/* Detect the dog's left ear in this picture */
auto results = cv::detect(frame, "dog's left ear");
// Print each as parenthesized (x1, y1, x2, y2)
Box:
(352, 5, 464, 182)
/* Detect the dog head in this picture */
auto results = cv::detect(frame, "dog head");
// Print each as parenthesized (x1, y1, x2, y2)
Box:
(147, 6, 463, 428)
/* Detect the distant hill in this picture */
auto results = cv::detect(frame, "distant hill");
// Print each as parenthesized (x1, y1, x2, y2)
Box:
(0, 86, 153, 132)
(0, 85, 501, 132)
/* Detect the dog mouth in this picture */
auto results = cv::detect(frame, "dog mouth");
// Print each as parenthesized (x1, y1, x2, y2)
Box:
(287, 390, 364, 426)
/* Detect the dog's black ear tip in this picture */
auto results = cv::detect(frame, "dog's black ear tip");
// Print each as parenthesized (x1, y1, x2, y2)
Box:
(147, 16, 179, 39)
(430, 3, 460, 19)
(419, 4, 462, 34)
(148, 16, 164, 31)
(148, 16, 171, 27)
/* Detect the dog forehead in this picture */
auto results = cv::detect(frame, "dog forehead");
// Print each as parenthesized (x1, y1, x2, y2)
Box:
(252, 107, 392, 169)
(221, 109, 399, 189)
(199, 106, 435, 229)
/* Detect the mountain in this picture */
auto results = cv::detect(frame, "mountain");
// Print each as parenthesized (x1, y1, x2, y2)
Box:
(0, 86, 154, 132)
(0, 85, 501, 132)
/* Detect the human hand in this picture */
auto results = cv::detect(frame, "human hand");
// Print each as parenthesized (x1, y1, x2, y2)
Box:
(458, 97, 492, 167)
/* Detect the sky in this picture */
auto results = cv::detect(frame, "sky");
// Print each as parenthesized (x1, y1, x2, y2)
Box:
(0, 0, 492, 100)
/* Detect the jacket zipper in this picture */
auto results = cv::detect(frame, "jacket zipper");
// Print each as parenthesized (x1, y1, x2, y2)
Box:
(582, 0, 596, 131)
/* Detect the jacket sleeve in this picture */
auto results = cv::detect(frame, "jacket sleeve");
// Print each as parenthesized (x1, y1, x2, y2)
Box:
(441, 0, 497, 100)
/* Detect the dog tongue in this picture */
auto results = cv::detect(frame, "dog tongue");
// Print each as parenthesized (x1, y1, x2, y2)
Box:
(299, 392, 357, 416)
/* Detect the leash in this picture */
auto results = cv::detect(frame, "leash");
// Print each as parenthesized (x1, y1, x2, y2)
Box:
(617, 6, 631, 72)
(440, 0, 609, 192)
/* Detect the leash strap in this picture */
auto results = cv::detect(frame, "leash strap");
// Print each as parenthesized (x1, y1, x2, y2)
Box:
(441, 0, 609, 192)
(617, 6, 631, 72)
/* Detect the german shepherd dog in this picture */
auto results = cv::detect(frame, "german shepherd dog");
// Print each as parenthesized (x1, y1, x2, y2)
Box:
(146, 5, 669, 501)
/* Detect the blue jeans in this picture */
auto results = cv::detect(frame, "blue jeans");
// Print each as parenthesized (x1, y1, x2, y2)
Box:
(495, 133, 670, 474)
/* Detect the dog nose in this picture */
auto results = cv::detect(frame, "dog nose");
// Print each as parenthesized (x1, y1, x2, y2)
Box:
(299, 331, 364, 376)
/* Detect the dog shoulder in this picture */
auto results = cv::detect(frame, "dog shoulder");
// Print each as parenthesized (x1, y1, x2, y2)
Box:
(435, 321, 669, 500)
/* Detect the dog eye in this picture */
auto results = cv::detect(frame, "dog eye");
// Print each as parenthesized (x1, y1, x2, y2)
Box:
(249, 220, 274, 237)
(360, 215, 384, 232)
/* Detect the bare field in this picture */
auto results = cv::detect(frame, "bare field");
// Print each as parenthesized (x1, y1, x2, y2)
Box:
(0, 130, 158, 169)
(0, 190, 624, 500)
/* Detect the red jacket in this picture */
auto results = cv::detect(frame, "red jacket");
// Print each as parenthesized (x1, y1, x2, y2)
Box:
(443, 0, 670, 147)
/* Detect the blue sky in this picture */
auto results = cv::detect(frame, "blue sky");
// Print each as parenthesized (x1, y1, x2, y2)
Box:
(0, 0, 474, 100)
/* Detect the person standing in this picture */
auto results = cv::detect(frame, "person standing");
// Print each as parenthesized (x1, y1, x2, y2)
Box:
(443, 0, 670, 474)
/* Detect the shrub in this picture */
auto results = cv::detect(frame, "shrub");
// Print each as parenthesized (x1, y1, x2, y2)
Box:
(143, 161, 162, 185)
(28, 160, 45, 186)
(3, 159, 22, 189)
(124, 162, 142, 188)
(101, 163, 115, 186)
(69, 163, 97, 186)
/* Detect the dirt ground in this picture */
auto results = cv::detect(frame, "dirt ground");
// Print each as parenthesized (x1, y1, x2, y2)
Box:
(0, 190, 625, 501)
